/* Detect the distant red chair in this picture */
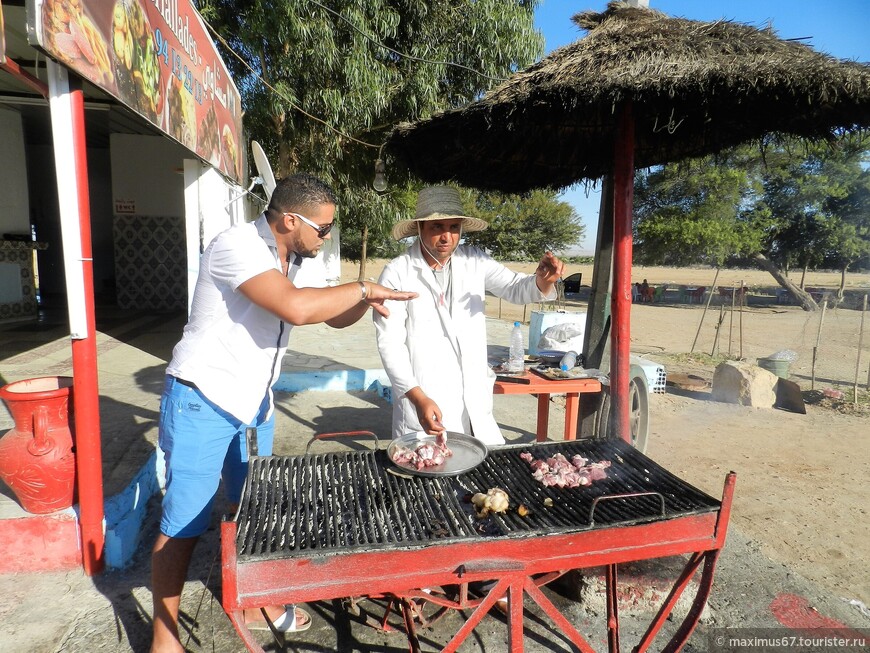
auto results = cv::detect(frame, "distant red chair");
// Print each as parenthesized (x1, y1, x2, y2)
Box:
(717, 286, 748, 305)
(690, 286, 706, 303)
(643, 286, 655, 302)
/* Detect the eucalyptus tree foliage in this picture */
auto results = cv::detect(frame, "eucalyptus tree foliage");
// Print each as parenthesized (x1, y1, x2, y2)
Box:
(460, 188, 584, 261)
(753, 137, 870, 290)
(199, 0, 544, 268)
(633, 135, 870, 309)
(821, 169, 870, 291)
(633, 146, 764, 267)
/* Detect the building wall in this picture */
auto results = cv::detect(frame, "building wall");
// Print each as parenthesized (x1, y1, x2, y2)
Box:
(110, 134, 189, 310)
(0, 108, 37, 320)
(0, 108, 30, 238)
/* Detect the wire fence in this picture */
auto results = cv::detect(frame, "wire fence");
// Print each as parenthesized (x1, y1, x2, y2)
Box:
(485, 283, 870, 407)
(693, 291, 870, 405)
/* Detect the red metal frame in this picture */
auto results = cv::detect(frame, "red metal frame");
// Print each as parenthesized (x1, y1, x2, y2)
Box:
(68, 81, 105, 575)
(0, 57, 50, 96)
(222, 472, 735, 652)
(493, 373, 601, 441)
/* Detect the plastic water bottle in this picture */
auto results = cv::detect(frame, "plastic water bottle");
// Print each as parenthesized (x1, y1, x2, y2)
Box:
(559, 350, 578, 371)
(508, 322, 525, 372)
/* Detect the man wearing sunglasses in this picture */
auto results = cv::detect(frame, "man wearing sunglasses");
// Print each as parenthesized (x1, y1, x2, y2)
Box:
(151, 173, 416, 652)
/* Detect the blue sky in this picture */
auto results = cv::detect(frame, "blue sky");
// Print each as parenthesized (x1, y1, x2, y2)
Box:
(533, 0, 870, 254)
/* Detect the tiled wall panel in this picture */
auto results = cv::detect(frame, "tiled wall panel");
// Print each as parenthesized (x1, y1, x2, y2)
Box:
(113, 216, 186, 311)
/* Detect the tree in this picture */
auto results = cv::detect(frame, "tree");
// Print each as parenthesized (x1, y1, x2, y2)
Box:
(199, 0, 544, 277)
(822, 169, 870, 296)
(750, 137, 870, 307)
(633, 136, 870, 310)
(460, 189, 585, 261)
(633, 147, 764, 267)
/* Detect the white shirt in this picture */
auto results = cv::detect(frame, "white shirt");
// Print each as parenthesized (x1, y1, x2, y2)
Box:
(374, 242, 552, 445)
(167, 214, 324, 423)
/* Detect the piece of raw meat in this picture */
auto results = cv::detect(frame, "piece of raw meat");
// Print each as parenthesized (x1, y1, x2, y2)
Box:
(520, 451, 611, 488)
(391, 437, 453, 470)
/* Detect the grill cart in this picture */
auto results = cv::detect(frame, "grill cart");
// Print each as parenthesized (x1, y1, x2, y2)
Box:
(223, 0, 870, 648)
(222, 439, 734, 652)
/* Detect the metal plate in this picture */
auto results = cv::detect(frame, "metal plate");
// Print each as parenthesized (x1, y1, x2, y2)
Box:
(536, 349, 566, 365)
(387, 431, 488, 477)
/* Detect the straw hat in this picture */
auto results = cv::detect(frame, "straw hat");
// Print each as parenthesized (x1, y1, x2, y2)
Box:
(391, 186, 488, 240)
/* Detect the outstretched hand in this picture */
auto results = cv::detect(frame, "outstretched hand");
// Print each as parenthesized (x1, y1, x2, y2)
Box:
(364, 284, 418, 317)
(535, 251, 565, 292)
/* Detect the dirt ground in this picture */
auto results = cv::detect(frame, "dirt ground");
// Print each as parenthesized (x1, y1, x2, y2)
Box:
(351, 259, 870, 608)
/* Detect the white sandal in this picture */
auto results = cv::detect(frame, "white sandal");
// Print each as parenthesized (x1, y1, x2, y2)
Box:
(246, 604, 311, 633)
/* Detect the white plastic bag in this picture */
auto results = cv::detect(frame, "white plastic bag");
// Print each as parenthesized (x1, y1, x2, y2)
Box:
(537, 323, 585, 353)
(766, 349, 798, 362)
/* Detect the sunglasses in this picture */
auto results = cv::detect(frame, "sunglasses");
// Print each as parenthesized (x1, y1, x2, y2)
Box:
(284, 212, 334, 239)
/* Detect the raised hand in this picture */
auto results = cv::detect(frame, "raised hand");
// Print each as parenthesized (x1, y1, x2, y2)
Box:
(535, 251, 565, 292)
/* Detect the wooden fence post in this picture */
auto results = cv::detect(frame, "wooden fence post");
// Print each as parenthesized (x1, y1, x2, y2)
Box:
(811, 300, 828, 390)
(855, 294, 868, 403)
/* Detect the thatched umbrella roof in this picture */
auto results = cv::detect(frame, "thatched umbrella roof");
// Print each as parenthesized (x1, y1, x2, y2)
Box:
(386, 1, 870, 193)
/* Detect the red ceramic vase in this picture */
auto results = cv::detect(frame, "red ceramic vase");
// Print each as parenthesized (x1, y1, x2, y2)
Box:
(0, 377, 76, 514)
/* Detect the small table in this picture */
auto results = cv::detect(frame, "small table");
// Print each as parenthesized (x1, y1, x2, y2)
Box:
(493, 370, 602, 441)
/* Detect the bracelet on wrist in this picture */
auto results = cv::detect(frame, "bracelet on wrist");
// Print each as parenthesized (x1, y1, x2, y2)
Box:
(358, 281, 368, 301)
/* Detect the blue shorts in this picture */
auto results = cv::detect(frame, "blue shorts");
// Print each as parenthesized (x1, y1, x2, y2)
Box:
(157, 376, 275, 538)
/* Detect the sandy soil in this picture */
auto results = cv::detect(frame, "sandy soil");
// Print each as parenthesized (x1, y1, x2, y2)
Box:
(348, 259, 870, 607)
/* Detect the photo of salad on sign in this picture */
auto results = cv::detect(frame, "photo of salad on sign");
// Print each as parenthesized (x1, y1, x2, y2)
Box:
(111, 0, 163, 125)
(34, 0, 244, 185)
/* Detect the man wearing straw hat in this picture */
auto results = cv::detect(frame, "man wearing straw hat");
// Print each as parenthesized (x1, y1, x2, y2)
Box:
(374, 185, 564, 446)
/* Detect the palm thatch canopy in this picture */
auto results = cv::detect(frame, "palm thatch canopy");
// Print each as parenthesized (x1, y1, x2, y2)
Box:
(386, 1, 870, 194)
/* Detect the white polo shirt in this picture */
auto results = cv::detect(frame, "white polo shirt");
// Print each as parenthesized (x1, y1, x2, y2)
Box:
(166, 214, 325, 423)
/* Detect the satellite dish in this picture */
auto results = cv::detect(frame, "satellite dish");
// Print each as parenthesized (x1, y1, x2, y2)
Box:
(250, 140, 342, 285)
(251, 140, 277, 199)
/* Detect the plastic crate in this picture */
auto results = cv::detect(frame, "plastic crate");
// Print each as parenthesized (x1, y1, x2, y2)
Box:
(630, 355, 667, 394)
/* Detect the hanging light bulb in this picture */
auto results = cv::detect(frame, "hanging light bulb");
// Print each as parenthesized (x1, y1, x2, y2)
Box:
(373, 157, 387, 192)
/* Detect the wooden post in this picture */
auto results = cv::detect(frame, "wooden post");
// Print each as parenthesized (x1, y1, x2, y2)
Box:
(729, 287, 736, 356)
(855, 295, 868, 403)
(811, 300, 828, 390)
(611, 101, 635, 444)
(691, 268, 720, 353)
(712, 304, 725, 356)
(738, 279, 745, 360)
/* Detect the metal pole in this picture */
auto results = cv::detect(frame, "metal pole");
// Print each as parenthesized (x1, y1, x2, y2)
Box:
(811, 300, 828, 391)
(611, 102, 634, 444)
(48, 61, 104, 575)
(690, 268, 720, 353)
(855, 295, 868, 404)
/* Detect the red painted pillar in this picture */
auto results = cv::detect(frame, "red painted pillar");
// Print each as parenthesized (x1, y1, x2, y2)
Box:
(69, 83, 105, 575)
(611, 102, 635, 443)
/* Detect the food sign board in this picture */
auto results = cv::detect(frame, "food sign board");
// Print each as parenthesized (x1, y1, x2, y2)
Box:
(28, 0, 243, 184)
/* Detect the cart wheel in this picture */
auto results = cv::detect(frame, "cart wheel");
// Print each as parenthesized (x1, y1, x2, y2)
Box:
(594, 365, 650, 453)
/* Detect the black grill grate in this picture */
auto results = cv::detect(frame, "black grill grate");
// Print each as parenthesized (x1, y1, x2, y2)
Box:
(235, 439, 720, 561)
